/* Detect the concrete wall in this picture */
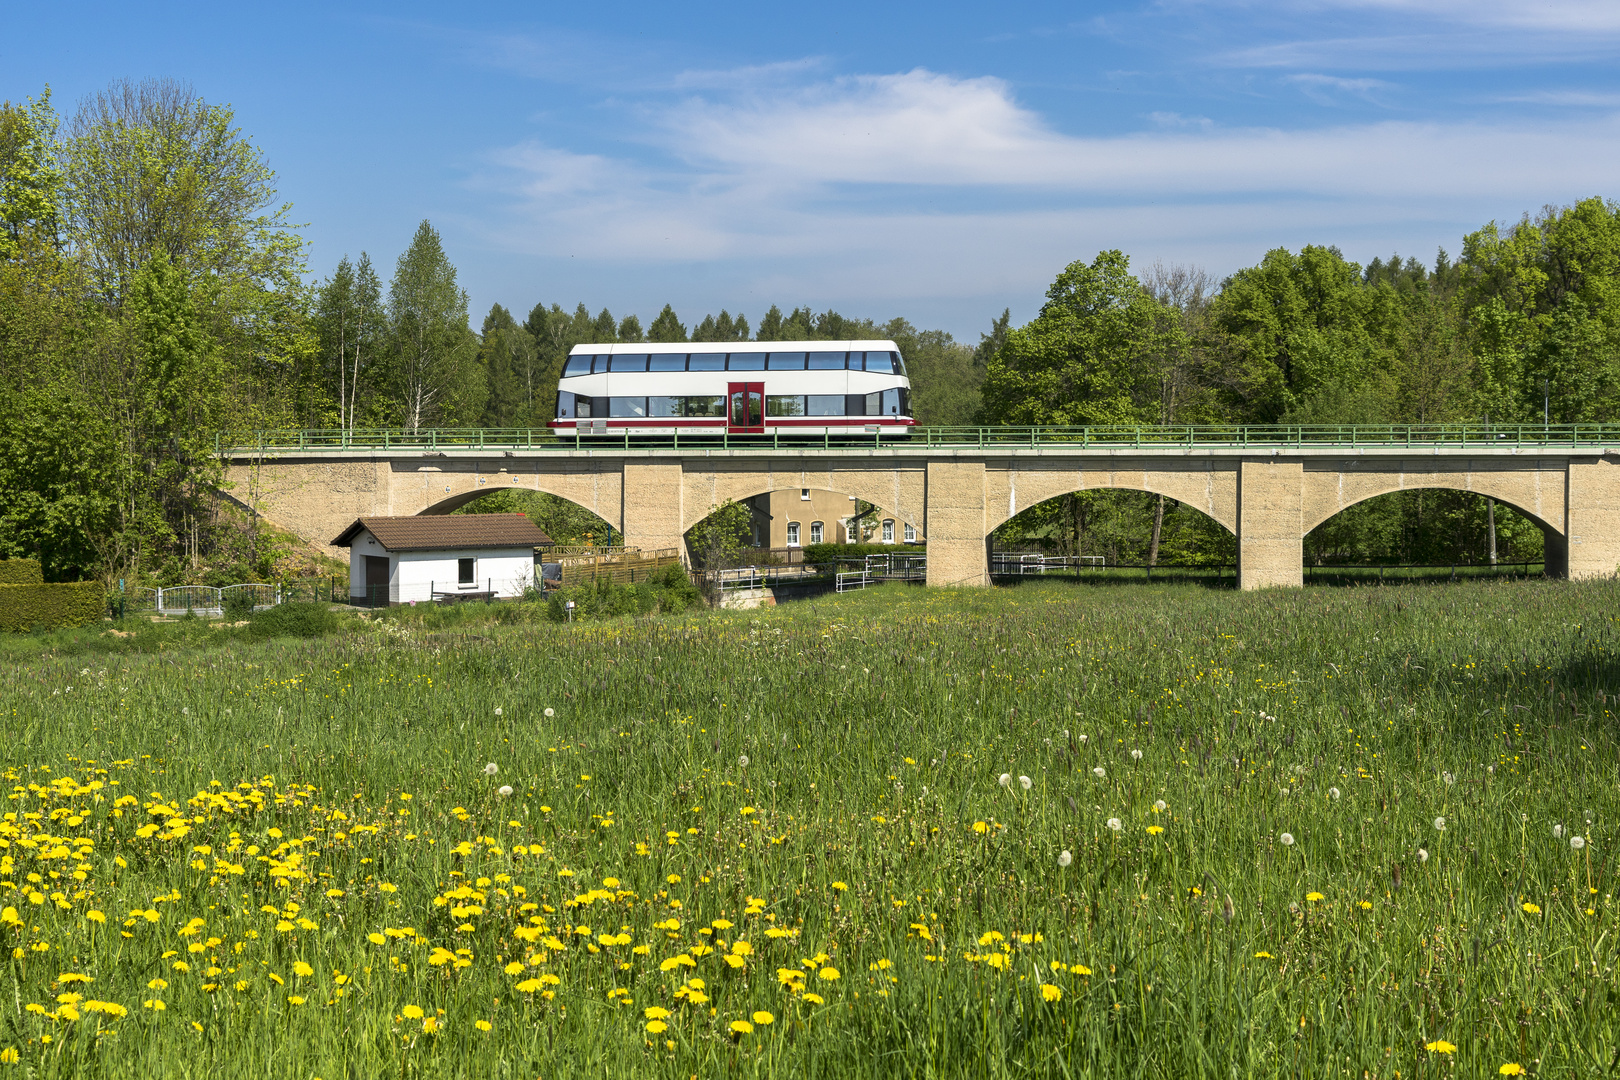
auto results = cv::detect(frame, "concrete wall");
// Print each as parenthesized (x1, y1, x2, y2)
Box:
(390, 549, 534, 604)
(227, 446, 1620, 591)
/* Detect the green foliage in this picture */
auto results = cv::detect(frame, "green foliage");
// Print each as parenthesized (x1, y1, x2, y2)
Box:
(246, 599, 339, 639)
(686, 500, 753, 570)
(0, 87, 62, 258)
(545, 561, 701, 621)
(648, 303, 687, 343)
(449, 488, 611, 544)
(221, 588, 257, 620)
(388, 221, 482, 431)
(0, 559, 43, 584)
(801, 542, 924, 567)
(0, 580, 103, 632)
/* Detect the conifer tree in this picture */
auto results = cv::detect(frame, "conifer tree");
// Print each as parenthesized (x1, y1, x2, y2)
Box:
(648, 304, 687, 343)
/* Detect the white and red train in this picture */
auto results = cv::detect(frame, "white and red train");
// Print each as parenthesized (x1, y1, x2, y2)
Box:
(549, 340, 915, 438)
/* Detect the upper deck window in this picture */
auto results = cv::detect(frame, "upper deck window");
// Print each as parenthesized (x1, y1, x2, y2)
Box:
(648, 354, 687, 372)
(562, 356, 592, 377)
(688, 353, 726, 371)
(609, 354, 649, 372)
(807, 352, 845, 370)
(768, 352, 807, 370)
(727, 353, 766, 371)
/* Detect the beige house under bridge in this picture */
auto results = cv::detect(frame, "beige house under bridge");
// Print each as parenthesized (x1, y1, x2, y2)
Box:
(739, 488, 925, 550)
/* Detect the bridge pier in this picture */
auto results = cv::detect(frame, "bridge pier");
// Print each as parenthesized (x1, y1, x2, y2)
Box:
(924, 461, 990, 587)
(620, 462, 686, 557)
(1238, 459, 1304, 589)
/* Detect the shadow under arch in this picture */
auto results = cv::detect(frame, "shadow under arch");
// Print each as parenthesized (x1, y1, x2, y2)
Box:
(984, 469, 1239, 537)
(1301, 481, 1556, 569)
(681, 484, 922, 537)
(1300, 478, 1561, 537)
(414, 486, 615, 544)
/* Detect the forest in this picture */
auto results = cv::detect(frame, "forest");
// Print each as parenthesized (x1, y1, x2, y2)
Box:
(3, 79, 1618, 583)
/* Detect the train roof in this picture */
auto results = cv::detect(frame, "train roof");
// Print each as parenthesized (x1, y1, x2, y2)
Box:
(567, 340, 901, 355)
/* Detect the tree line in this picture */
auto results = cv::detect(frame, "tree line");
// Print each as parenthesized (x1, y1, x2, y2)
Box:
(4, 78, 1615, 582)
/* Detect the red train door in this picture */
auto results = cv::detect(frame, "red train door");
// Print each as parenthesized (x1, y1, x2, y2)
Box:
(727, 382, 763, 434)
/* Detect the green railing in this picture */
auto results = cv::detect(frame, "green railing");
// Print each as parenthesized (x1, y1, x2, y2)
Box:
(218, 424, 1620, 455)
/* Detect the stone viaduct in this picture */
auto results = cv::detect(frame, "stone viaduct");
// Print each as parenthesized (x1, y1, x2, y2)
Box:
(222, 442, 1620, 588)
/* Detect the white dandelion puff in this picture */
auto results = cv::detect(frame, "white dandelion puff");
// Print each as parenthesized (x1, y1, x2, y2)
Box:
(1106, 818, 1123, 832)
(1078, 734, 1088, 744)
(1279, 832, 1295, 846)
(1433, 817, 1446, 831)
(1058, 850, 1073, 867)
(494, 707, 503, 717)
(1554, 823, 1565, 839)
(1571, 835, 1586, 850)
(738, 755, 749, 768)
(1487, 765, 1495, 775)
(543, 707, 555, 718)
(1153, 800, 1168, 813)
(1441, 771, 1454, 786)
(1092, 767, 1106, 779)
(1328, 787, 1341, 801)
(1018, 775, 1032, 790)
(1417, 848, 1429, 863)
(998, 773, 1012, 788)
(483, 763, 499, 777)
(1130, 749, 1143, 761)
(497, 785, 513, 797)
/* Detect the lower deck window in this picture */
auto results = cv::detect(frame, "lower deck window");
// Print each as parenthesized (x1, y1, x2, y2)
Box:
(557, 392, 908, 420)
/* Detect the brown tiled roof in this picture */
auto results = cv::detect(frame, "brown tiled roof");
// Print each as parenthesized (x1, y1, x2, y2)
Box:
(332, 515, 553, 552)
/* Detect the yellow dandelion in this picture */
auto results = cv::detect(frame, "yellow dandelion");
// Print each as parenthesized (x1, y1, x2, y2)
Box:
(818, 966, 840, 981)
(475, 1020, 492, 1032)
(292, 961, 314, 978)
(0, 1048, 18, 1064)
(1253, 952, 1274, 960)
(287, 995, 305, 1006)
(831, 882, 848, 892)
(752, 1010, 774, 1025)
(1040, 984, 1062, 1003)
(646, 1020, 668, 1034)
(401, 1005, 424, 1019)
(1305, 892, 1325, 902)
(803, 993, 824, 1005)
(1146, 825, 1164, 835)
(1522, 902, 1541, 915)
(1425, 1040, 1457, 1054)
(729, 1019, 754, 1035)
(1500, 1065, 1525, 1075)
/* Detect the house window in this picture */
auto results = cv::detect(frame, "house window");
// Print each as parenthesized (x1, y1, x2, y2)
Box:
(904, 522, 916, 542)
(458, 557, 475, 585)
(787, 522, 800, 546)
(882, 520, 894, 543)
(801, 488, 810, 501)
(810, 521, 824, 544)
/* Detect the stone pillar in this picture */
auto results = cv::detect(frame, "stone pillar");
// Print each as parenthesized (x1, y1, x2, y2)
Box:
(620, 462, 686, 560)
(1564, 456, 1620, 580)
(1238, 459, 1303, 589)
(924, 460, 988, 587)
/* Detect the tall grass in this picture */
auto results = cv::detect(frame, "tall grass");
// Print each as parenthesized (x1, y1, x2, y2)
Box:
(0, 578, 1615, 1077)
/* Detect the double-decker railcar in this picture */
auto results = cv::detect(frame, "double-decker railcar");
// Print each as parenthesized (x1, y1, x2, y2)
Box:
(549, 340, 914, 438)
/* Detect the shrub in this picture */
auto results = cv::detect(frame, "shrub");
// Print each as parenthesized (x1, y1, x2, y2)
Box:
(546, 562, 702, 622)
(248, 601, 340, 640)
(0, 581, 105, 633)
(221, 589, 258, 621)
(801, 542, 925, 568)
(0, 559, 43, 585)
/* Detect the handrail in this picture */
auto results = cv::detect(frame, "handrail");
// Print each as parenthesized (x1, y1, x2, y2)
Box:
(216, 423, 1620, 455)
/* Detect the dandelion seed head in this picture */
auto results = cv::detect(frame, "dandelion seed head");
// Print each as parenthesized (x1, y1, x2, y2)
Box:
(1329, 787, 1341, 801)
(1018, 775, 1032, 790)
(1441, 771, 1454, 786)
(738, 755, 749, 768)
(1106, 818, 1123, 832)
(494, 707, 503, 717)
(1417, 848, 1429, 863)
(497, 785, 513, 797)
(483, 763, 499, 777)
(543, 707, 555, 718)
(1058, 850, 1073, 867)
(1433, 817, 1446, 831)
(1571, 836, 1586, 850)
(1554, 823, 1565, 839)
(1078, 734, 1088, 743)
(998, 773, 1011, 787)
(1092, 767, 1106, 779)
(1130, 749, 1143, 761)
(1153, 800, 1167, 812)
(1279, 832, 1295, 846)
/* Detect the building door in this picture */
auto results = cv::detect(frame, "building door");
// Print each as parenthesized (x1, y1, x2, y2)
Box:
(364, 555, 389, 607)
(727, 382, 763, 434)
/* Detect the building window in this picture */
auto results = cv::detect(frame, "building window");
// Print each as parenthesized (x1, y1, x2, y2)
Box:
(801, 488, 810, 501)
(810, 521, 824, 544)
(904, 522, 916, 542)
(882, 520, 894, 543)
(458, 557, 475, 585)
(787, 522, 800, 546)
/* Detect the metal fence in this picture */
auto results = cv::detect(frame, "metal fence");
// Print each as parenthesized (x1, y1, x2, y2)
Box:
(991, 553, 1106, 576)
(710, 563, 835, 594)
(835, 553, 927, 592)
(220, 422, 1620, 455)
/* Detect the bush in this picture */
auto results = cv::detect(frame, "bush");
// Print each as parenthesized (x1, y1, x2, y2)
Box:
(248, 601, 340, 639)
(801, 542, 925, 567)
(221, 589, 257, 621)
(0, 581, 105, 633)
(0, 559, 43, 585)
(547, 562, 702, 622)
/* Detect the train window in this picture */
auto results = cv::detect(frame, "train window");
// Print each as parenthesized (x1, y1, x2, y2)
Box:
(648, 396, 680, 417)
(688, 353, 726, 371)
(845, 394, 866, 416)
(562, 356, 592, 377)
(648, 354, 687, 372)
(555, 391, 576, 419)
(882, 388, 901, 415)
(900, 387, 911, 415)
(864, 352, 896, 374)
(807, 395, 843, 416)
(866, 391, 882, 415)
(768, 352, 807, 370)
(810, 522, 824, 544)
(682, 396, 725, 417)
(593, 355, 615, 374)
(767, 395, 806, 417)
(610, 397, 647, 418)
(891, 351, 907, 375)
(727, 353, 766, 371)
(610, 354, 649, 372)
(807, 351, 844, 370)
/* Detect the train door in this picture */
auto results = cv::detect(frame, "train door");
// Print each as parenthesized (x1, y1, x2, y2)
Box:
(727, 382, 763, 434)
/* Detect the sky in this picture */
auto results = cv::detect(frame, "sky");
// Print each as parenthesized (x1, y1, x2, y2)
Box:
(7, 0, 1620, 340)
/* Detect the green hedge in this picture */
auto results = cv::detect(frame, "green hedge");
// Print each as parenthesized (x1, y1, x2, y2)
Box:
(0, 559, 43, 585)
(801, 542, 925, 566)
(0, 582, 105, 633)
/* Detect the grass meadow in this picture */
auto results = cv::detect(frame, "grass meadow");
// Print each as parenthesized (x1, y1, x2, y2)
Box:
(0, 578, 1617, 1078)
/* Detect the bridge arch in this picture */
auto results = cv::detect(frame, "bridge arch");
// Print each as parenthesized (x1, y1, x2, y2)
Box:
(983, 462, 1239, 535)
(680, 470, 925, 535)
(1299, 469, 1564, 537)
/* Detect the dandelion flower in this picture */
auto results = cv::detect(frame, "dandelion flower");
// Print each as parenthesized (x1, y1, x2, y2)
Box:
(287, 995, 306, 1006)
(645, 1020, 667, 1033)
(1554, 824, 1564, 839)
(1040, 984, 1062, 1002)
(1279, 832, 1294, 846)
(1058, 850, 1073, 868)
(1306, 892, 1325, 902)
(1417, 848, 1429, 863)
(738, 755, 749, 767)
(0, 1049, 17, 1065)
(475, 1020, 492, 1032)
(494, 707, 503, 717)
(292, 961, 313, 978)
(1153, 800, 1167, 812)
(1433, 817, 1446, 831)
(1106, 818, 1123, 832)
(1424, 1040, 1457, 1054)
(1092, 767, 1106, 779)
(999, 773, 1011, 787)
(1441, 771, 1454, 785)
(483, 763, 499, 777)
(803, 993, 824, 1005)
(1018, 775, 1032, 790)
(1130, 749, 1142, 761)
(1572, 836, 1586, 850)
(1521, 902, 1541, 915)
(1328, 787, 1341, 801)
(818, 967, 840, 981)
(1500, 1064, 1525, 1075)
(752, 1010, 774, 1025)
(544, 707, 555, 717)
(402, 1005, 424, 1019)
(730, 1019, 754, 1035)
(831, 881, 848, 892)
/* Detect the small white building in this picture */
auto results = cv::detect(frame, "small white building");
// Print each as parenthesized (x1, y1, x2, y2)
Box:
(332, 515, 553, 605)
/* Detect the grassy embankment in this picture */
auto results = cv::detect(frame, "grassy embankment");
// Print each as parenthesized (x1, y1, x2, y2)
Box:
(0, 579, 1616, 1078)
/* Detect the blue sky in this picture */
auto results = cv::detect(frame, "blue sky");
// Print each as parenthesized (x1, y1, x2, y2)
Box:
(8, 1, 1620, 339)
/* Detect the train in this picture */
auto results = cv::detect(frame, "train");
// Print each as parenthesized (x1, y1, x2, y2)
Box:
(549, 340, 915, 438)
